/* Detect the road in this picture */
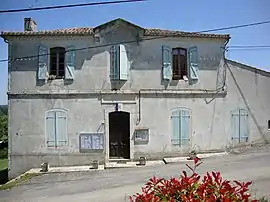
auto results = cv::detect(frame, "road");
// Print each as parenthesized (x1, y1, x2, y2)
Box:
(1, 146, 270, 202)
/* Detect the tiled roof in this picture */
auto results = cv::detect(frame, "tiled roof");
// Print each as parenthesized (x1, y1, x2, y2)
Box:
(1, 19, 230, 39)
(144, 28, 230, 39)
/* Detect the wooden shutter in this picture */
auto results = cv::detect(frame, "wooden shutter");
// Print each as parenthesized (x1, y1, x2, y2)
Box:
(231, 109, 240, 142)
(180, 109, 190, 146)
(171, 110, 181, 146)
(188, 46, 199, 80)
(171, 109, 191, 147)
(110, 45, 120, 80)
(162, 45, 172, 80)
(38, 45, 48, 80)
(65, 46, 75, 80)
(119, 44, 129, 80)
(46, 110, 56, 147)
(231, 108, 249, 143)
(239, 109, 249, 142)
(56, 110, 68, 146)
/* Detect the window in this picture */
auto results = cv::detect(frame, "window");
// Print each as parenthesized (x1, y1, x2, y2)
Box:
(268, 120, 270, 130)
(110, 44, 130, 81)
(171, 108, 191, 147)
(38, 45, 75, 80)
(162, 45, 198, 81)
(46, 109, 68, 148)
(49, 47, 65, 79)
(172, 48, 188, 80)
(231, 108, 249, 143)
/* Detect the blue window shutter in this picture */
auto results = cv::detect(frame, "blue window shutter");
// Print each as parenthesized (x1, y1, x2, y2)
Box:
(38, 45, 48, 80)
(231, 109, 239, 141)
(119, 44, 129, 80)
(180, 109, 190, 146)
(110, 45, 120, 80)
(171, 110, 181, 146)
(46, 111, 56, 147)
(240, 109, 249, 143)
(65, 46, 75, 80)
(162, 45, 172, 80)
(188, 46, 199, 80)
(56, 110, 68, 146)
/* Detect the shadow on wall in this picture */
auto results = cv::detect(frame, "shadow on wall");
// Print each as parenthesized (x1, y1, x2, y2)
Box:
(0, 169, 8, 185)
(227, 64, 269, 144)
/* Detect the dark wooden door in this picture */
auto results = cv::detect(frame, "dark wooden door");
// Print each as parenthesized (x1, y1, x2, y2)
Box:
(109, 111, 130, 159)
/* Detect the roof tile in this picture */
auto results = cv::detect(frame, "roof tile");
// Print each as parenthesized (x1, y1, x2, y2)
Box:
(0, 19, 230, 39)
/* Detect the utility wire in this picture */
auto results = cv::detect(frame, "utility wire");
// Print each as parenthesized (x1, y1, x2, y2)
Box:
(228, 45, 270, 48)
(0, 20, 270, 63)
(0, 0, 146, 13)
(194, 20, 270, 33)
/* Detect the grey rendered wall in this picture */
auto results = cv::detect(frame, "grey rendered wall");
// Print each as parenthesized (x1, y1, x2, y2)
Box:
(225, 61, 270, 144)
(9, 25, 226, 93)
(8, 25, 229, 178)
(134, 61, 270, 159)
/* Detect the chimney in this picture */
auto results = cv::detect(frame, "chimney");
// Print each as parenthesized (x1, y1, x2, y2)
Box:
(24, 18, 37, 32)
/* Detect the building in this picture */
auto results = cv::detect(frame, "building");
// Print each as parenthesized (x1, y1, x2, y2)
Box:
(1, 18, 270, 179)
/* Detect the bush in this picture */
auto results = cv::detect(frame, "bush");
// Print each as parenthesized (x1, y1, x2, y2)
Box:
(0, 148, 8, 159)
(130, 157, 258, 202)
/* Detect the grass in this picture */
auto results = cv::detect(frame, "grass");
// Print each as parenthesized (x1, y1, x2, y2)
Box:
(0, 158, 8, 171)
(0, 173, 41, 190)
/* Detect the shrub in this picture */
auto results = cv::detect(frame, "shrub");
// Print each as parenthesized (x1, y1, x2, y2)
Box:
(0, 148, 7, 159)
(130, 157, 258, 202)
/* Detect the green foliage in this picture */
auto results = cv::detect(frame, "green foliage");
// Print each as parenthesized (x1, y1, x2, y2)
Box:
(0, 148, 7, 159)
(0, 105, 7, 116)
(0, 158, 8, 170)
(0, 115, 8, 141)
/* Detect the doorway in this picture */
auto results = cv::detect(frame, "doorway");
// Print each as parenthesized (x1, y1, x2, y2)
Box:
(109, 111, 130, 159)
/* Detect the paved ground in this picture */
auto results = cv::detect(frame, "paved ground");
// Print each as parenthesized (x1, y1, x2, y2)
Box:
(1, 146, 270, 202)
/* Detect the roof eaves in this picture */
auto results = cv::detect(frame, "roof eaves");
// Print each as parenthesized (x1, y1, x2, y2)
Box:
(226, 59, 270, 76)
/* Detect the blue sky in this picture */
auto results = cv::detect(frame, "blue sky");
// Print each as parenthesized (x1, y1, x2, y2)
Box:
(0, 0, 269, 105)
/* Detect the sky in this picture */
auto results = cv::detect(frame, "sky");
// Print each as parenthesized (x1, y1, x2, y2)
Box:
(0, 0, 269, 105)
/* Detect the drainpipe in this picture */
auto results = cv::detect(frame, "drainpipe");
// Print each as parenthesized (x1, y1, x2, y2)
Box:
(136, 90, 141, 125)
(219, 38, 230, 91)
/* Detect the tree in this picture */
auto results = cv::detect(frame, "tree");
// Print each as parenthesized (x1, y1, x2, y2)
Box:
(0, 105, 8, 116)
(0, 115, 8, 141)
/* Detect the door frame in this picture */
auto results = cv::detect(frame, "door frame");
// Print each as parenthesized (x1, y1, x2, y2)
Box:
(104, 106, 134, 162)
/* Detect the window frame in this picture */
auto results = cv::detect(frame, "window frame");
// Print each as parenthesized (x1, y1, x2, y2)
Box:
(49, 47, 66, 79)
(45, 108, 68, 148)
(172, 47, 188, 80)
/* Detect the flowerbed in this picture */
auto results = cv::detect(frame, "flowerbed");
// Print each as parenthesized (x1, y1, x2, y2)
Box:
(130, 157, 258, 202)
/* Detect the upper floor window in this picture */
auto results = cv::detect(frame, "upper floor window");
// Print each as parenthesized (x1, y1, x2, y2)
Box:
(37, 45, 76, 81)
(162, 45, 198, 82)
(110, 44, 130, 81)
(172, 48, 187, 80)
(50, 47, 65, 79)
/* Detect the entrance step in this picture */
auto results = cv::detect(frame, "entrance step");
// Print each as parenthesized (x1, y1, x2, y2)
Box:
(105, 161, 138, 169)
(109, 159, 131, 164)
